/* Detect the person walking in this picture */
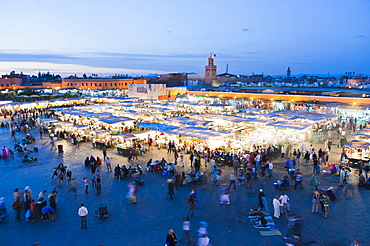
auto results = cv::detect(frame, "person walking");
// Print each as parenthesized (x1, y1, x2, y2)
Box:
(322, 194, 330, 218)
(212, 165, 219, 185)
(312, 191, 320, 213)
(167, 179, 175, 200)
(69, 178, 78, 196)
(186, 195, 195, 219)
(126, 182, 137, 204)
(180, 153, 185, 167)
(105, 156, 112, 172)
(190, 153, 194, 168)
(78, 204, 88, 229)
(267, 161, 273, 178)
(96, 175, 102, 195)
(180, 218, 191, 243)
(165, 229, 178, 246)
(12, 198, 23, 221)
(219, 184, 231, 204)
(304, 151, 310, 166)
(197, 235, 210, 246)
(66, 169, 72, 186)
(294, 172, 303, 190)
(83, 177, 90, 193)
(229, 171, 237, 189)
(91, 174, 97, 189)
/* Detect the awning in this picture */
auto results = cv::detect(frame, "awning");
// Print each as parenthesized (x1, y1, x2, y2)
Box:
(41, 118, 59, 123)
(166, 127, 230, 139)
(136, 122, 179, 132)
(99, 117, 134, 125)
(165, 116, 211, 126)
(267, 121, 312, 130)
(343, 140, 370, 149)
(111, 133, 136, 139)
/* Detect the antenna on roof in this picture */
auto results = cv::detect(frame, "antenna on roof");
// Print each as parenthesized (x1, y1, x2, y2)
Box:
(226, 64, 229, 73)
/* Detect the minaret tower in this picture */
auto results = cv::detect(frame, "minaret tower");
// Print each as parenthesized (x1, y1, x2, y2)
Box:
(205, 53, 217, 85)
(287, 67, 291, 78)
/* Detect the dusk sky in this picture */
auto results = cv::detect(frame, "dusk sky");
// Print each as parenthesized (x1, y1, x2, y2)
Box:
(0, 0, 369, 77)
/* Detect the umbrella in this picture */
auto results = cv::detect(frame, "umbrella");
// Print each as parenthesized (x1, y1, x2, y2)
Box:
(310, 174, 319, 190)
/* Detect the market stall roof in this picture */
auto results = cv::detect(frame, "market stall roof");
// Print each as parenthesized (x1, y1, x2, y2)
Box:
(242, 118, 269, 124)
(353, 134, 370, 139)
(99, 117, 134, 125)
(111, 133, 136, 139)
(166, 127, 230, 139)
(196, 113, 251, 123)
(343, 140, 370, 149)
(262, 110, 336, 122)
(54, 121, 74, 126)
(73, 125, 89, 129)
(238, 108, 265, 112)
(136, 122, 179, 132)
(267, 121, 312, 130)
(41, 118, 59, 123)
(165, 116, 211, 126)
(93, 130, 111, 135)
(358, 128, 370, 135)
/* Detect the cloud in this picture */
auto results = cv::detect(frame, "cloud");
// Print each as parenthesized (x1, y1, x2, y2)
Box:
(0, 52, 78, 62)
(357, 35, 365, 38)
(241, 28, 249, 32)
(0, 61, 167, 77)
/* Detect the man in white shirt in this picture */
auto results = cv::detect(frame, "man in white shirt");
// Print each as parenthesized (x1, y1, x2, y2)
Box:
(38, 190, 46, 201)
(78, 203, 88, 229)
(105, 156, 112, 172)
(279, 192, 290, 214)
(267, 161, 273, 178)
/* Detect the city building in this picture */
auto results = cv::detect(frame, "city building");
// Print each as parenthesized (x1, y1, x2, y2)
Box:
(128, 83, 167, 99)
(61, 77, 146, 90)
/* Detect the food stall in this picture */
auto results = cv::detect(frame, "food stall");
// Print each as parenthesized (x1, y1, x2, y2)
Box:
(343, 140, 370, 167)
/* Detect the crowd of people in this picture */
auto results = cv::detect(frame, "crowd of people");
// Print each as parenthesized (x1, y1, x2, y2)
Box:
(0, 109, 366, 246)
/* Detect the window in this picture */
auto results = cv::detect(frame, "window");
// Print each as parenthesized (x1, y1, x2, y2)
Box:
(90, 83, 92, 86)
(6, 84, 9, 87)
(110, 83, 112, 86)
(115, 83, 117, 86)
(125, 83, 127, 85)
(99, 83, 102, 86)
(1, 84, 3, 87)
(95, 83, 97, 86)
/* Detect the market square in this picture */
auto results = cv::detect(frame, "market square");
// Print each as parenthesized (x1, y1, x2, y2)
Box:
(0, 100, 369, 246)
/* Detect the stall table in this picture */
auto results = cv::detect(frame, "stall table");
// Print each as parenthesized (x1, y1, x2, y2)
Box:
(116, 146, 131, 156)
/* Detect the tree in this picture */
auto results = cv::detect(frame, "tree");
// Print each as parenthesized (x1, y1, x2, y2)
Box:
(18, 88, 39, 96)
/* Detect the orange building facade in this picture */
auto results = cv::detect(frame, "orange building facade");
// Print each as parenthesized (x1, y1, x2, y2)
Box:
(61, 78, 146, 90)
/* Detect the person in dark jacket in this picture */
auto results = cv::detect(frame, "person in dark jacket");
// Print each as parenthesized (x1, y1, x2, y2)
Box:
(49, 194, 57, 211)
(167, 179, 175, 200)
(165, 229, 177, 246)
